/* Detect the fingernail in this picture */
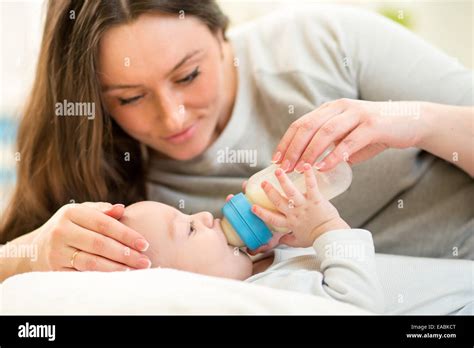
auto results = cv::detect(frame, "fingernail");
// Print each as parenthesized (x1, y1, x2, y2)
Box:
(271, 151, 281, 163)
(315, 162, 326, 170)
(114, 203, 125, 208)
(101, 203, 113, 212)
(295, 161, 304, 173)
(135, 238, 149, 252)
(137, 257, 152, 269)
(303, 163, 312, 171)
(275, 168, 283, 176)
(280, 159, 290, 172)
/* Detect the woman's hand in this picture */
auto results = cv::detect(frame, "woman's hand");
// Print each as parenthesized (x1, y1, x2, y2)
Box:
(29, 202, 151, 272)
(273, 98, 424, 173)
(251, 163, 349, 248)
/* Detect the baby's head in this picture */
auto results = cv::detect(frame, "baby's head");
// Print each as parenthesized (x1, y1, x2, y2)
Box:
(120, 201, 252, 280)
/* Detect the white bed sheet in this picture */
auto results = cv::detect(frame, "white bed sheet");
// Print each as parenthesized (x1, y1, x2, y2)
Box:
(0, 268, 369, 315)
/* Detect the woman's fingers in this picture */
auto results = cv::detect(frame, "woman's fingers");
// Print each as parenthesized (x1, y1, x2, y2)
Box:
(275, 102, 344, 171)
(82, 202, 124, 219)
(272, 123, 299, 164)
(296, 112, 359, 172)
(66, 205, 149, 252)
(102, 204, 125, 219)
(279, 121, 318, 171)
(251, 204, 288, 229)
(67, 223, 151, 269)
(82, 201, 114, 211)
(59, 267, 77, 272)
(225, 194, 234, 202)
(274, 168, 305, 206)
(66, 247, 135, 272)
(316, 126, 373, 171)
(302, 163, 323, 202)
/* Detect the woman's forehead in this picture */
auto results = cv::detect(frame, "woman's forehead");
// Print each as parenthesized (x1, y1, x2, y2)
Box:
(98, 12, 210, 77)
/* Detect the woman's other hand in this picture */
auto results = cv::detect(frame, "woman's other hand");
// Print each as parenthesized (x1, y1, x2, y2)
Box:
(29, 202, 151, 272)
(273, 98, 424, 173)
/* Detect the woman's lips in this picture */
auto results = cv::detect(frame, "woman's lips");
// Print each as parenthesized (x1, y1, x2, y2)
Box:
(163, 121, 198, 144)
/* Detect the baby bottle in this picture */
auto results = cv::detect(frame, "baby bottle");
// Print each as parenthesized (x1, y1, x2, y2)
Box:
(220, 146, 353, 249)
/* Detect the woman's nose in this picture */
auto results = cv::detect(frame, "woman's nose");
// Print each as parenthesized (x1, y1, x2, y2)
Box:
(162, 108, 185, 132)
(155, 92, 186, 131)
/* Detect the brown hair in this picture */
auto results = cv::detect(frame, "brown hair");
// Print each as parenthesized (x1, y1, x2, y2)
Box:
(0, 0, 229, 243)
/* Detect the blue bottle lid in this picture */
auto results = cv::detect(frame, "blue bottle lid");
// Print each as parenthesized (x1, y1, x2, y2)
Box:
(221, 192, 272, 250)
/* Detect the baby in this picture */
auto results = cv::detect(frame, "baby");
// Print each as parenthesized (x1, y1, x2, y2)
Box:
(120, 163, 386, 313)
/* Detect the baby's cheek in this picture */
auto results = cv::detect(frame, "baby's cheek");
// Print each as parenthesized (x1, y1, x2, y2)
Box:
(147, 251, 162, 268)
(171, 247, 203, 273)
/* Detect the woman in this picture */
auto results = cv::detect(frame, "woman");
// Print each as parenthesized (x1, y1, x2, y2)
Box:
(0, 0, 472, 281)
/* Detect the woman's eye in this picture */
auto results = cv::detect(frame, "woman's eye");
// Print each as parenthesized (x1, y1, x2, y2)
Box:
(188, 221, 196, 236)
(176, 67, 200, 84)
(118, 95, 143, 105)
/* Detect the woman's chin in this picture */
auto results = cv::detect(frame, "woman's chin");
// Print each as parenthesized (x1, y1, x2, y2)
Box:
(165, 141, 210, 161)
(156, 124, 215, 161)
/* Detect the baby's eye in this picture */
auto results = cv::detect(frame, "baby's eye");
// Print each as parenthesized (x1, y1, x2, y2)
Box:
(188, 221, 196, 236)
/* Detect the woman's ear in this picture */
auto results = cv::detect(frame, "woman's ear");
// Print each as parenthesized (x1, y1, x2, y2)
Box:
(218, 28, 227, 42)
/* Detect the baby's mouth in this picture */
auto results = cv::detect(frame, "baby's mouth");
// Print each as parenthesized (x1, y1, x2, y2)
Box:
(213, 218, 227, 239)
(213, 218, 223, 232)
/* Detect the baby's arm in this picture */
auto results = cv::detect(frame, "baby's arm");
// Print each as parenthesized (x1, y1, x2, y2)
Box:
(311, 228, 384, 313)
(251, 163, 384, 312)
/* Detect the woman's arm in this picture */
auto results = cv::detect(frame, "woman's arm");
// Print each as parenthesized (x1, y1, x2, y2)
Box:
(0, 231, 36, 282)
(272, 99, 474, 178)
(272, 8, 473, 176)
(418, 103, 474, 177)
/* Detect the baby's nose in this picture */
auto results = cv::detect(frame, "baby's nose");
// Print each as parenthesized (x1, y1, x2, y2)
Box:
(199, 211, 214, 227)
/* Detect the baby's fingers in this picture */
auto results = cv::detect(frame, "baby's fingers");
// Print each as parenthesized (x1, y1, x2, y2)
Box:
(261, 181, 289, 213)
(246, 245, 267, 256)
(274, 168, 305, 205)
(251, 204, 288, 229)
(242, 180, 248, 193)
(279, 232, 297, 247)
(246, 231, 286, 255)
(303, 163, 323, 202)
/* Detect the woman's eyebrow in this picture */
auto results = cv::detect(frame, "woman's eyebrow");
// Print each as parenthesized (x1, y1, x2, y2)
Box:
(102, 84, 142, 92)
(166, 49, 203, 77)
(101, 49, 203, 93)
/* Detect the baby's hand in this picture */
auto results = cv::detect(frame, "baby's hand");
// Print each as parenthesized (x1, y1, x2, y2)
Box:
(252, 163, 349, 248)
